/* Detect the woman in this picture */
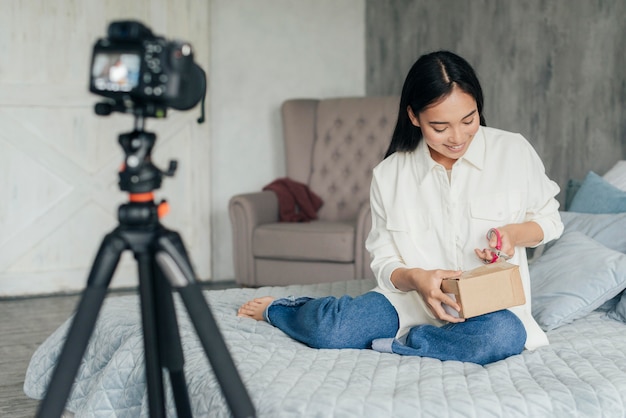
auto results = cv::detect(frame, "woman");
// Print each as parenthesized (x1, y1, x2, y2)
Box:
(238, 51, 563, 365)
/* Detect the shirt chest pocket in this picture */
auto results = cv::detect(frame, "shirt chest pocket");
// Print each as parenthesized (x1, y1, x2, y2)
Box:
(470, 191, 523, 223)
(386, 211, 431, 234)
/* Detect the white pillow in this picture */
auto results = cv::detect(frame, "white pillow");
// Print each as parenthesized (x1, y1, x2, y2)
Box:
(603, 160, 626, 191)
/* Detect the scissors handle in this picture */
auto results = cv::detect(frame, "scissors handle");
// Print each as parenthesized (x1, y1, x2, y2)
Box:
(486, 228, 504, 263)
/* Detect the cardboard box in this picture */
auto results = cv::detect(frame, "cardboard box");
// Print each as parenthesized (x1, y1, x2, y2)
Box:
(440, 262, 526, 319)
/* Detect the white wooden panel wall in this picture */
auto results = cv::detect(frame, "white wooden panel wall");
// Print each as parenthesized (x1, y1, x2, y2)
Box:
(0, 1, 211, 296)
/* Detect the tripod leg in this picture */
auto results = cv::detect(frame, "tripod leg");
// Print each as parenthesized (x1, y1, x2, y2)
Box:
(36, 232, 126, 418)
(156, 231, 256, 418)
(153, 262, 192, 418)
(136, 253, 166, 418)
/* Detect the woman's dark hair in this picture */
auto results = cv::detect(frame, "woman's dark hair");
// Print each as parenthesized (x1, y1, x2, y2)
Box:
(384, 51, 487, 158)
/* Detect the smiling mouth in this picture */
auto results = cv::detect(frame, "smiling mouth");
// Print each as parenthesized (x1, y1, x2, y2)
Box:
(446, 144, 464, 151)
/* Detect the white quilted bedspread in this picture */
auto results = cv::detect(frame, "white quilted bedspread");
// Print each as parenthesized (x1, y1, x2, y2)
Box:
(24, 279, 626, 417)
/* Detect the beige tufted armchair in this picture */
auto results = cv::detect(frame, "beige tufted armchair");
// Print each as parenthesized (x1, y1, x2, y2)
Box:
(229, 96, 399, 287)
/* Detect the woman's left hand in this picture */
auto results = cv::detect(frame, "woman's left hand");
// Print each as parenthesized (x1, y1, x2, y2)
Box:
(474, 221, 545, 264)
(474, 226, 515, 264)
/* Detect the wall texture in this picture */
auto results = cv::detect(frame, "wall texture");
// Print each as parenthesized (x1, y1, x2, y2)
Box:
(210, 0, 365, 280)
(366, 0, 625, 202)
(0, 0, 211, 295)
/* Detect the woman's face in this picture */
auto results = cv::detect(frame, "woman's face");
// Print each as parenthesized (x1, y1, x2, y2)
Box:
(408, 85, 480, 169)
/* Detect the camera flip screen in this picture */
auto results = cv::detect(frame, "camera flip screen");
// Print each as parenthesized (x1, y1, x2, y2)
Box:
(92, 52, 141, 93)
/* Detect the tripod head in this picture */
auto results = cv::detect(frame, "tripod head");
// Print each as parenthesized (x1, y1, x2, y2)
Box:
(118, 114, 177, 194)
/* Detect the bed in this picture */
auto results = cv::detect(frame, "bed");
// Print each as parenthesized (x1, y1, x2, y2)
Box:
(24, 170, 626, 418)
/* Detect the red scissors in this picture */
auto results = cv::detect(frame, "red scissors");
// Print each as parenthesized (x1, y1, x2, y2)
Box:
(486, 228, 510, 263)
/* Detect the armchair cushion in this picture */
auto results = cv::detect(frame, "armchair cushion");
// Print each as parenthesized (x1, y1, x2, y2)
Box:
(253, 221, 355, 262)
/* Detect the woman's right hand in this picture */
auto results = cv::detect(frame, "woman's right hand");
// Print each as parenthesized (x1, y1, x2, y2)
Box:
(391, 267, 465, 323)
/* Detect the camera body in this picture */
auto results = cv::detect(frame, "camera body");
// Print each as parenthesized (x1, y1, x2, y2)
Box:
(90, 20, 205, 116)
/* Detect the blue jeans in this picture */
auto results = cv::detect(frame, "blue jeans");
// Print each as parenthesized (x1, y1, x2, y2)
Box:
(265, 291, 526, 365)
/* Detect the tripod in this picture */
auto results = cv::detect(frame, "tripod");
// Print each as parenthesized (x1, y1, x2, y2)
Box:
(36, 116, 256, 418)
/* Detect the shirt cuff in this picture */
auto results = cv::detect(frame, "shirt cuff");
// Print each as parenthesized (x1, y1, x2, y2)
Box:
(379, 261, 407, 292)
(531, 215, 564, 247)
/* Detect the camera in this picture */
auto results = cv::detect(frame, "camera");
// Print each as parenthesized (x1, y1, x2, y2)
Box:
(90, 20, 206, 117)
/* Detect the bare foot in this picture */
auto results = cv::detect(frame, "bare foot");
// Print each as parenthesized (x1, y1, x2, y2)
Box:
(237, 296, 275, 321)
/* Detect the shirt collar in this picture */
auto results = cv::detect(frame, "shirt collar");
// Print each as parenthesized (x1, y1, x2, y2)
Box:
(460, 126, 485, 170)
(412, 126, 486, 183)
(415, 126, 487, 179)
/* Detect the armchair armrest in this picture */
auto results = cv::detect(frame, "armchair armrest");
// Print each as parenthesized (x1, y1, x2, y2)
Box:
(229, 191, 279, 286)
(355, 201, 374, 279)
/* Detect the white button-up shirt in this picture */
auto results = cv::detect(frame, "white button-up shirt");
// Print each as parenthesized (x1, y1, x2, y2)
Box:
(366, 126, 563, 349)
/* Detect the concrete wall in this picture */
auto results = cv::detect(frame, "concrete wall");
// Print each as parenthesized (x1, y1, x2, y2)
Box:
(366, 0, 626, 201)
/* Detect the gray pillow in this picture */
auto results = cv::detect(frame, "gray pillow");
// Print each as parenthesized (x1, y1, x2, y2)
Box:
(530, 231, 626, 331)
(608, 291, 626, 323)
(555, 211, 626, 253)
